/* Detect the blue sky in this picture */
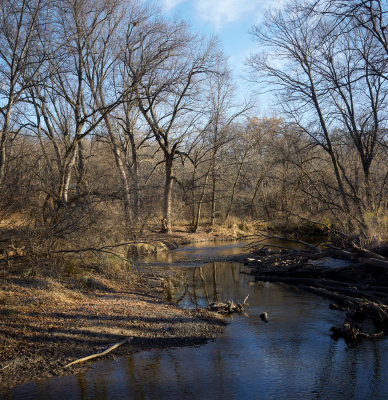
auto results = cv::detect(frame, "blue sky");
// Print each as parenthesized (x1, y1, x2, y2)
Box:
(160, 0, 287, 112)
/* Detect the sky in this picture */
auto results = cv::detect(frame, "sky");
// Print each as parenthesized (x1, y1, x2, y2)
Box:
(159, 0, 287, 112)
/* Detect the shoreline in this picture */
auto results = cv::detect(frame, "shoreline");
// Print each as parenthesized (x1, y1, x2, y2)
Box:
(242, 241, 388, 343)
(0, 230, 237, 391)
(0, 271, 227, 391)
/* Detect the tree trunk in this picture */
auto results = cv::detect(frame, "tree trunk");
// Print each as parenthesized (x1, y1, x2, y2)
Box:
(250, 175, 265, 219)
(191, 164, 197, 226)
(193, 168, 210, 232)
(224, 151, 248, 222)
(0, 104, 13, 188)
(309, 73, 351, 216)
(128, 132, 140, 223)
(104, 115, 132, 228)
(59, 149, 77, 205)
(162, 155, 174, 233)
(0, 126, 8, 188)
(210, 161, 216, 226)
(76, 140, 87, 197)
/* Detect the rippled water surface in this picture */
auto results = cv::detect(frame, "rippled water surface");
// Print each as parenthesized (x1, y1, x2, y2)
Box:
(4, 242, 388, 400)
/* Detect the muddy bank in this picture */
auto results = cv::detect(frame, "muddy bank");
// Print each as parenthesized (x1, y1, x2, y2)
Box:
(0, 265, 226, 391)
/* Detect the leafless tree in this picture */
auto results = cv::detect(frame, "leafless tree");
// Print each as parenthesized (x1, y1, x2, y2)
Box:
(313, 1, 388, 63)
(28, 0, 130, 227)
(83, 1, 151, 230)
(248, 1, 388, 233)
(199, 66, 250, 226)
(124, 18, 220, 233)
(0, 0, 47, 191)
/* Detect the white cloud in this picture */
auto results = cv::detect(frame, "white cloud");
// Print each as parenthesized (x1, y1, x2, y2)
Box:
(162, 0, 187, 12)
(160, 0, 288, 29)
(193, 0, 288, 30)
(194, 0, 256, 30)
(265, 0, 288, 10)
(256, 0, 289, 22)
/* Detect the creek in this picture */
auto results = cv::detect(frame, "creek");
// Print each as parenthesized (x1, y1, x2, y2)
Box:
(5, 241, 388, 399)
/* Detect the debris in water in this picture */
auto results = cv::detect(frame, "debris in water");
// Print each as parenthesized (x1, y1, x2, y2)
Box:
(260, 312, 269, 322)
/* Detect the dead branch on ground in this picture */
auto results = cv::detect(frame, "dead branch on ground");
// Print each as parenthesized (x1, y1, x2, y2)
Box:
(64, 338, 132, 368)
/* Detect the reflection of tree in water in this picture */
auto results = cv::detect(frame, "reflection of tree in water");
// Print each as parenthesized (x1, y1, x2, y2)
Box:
(75, 363, 109, 400)
(171, 263, 242, 307)
(76, 373, 88, 400)
(212, 264, 218, 302)
(172, 266, 210, 306)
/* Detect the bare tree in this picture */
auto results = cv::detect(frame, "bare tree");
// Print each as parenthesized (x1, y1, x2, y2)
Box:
(124, 18, 220, 233)
(314, 1, 388, 63)
(0, 0, 47, 192)
(83, 1, 150, 230)
(248, 1, 388, 234)
(29, 0, 129, 226)
(202, 67, 251, 226)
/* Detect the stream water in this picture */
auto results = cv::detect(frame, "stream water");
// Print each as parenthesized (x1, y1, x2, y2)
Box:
(4, 241, 388, 399)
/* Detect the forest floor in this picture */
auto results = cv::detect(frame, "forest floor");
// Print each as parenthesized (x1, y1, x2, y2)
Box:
(0, 228, 240, 392)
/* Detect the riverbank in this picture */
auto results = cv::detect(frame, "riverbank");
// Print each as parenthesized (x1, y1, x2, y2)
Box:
(0, 230, 236, 391)
(0, 270, 226, 390)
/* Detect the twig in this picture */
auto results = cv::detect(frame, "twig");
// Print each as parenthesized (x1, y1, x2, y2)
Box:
(64, 338, 132, 368)
(1, 363, 11, 371)
(53, 241, 137, 254)
(243, 294, 249, 305)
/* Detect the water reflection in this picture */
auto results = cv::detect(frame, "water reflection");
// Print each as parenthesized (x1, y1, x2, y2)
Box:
(3, 245, 388, 400)
(168, 262, 250, 308)
(140, 241, 248, 266)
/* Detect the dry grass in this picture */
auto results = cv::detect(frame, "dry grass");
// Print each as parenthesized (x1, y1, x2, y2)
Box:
(363, 211, 388, 246)
(209, 217, 258, 237)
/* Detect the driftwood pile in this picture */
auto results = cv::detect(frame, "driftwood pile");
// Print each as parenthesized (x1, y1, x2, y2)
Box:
(245, 235, 388, 345)
(208, 295, 249, 315)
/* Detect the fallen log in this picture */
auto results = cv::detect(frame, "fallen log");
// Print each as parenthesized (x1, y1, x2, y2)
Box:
(254, 275, 388, 301)
(357, 257, 388, 271)
(351, 244, 388, 261)
(251, 258, 387, 286)
(64, 338, 132, 368)
(251, 233, 322, 253)
(299, 286, 388, 322)
(308, 248, 355, 260)
(247, 233, 388, 343)
(330, 322, 384, 344)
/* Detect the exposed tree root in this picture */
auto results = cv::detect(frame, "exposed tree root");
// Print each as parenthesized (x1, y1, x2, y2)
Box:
(330, 322, 384, 344)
